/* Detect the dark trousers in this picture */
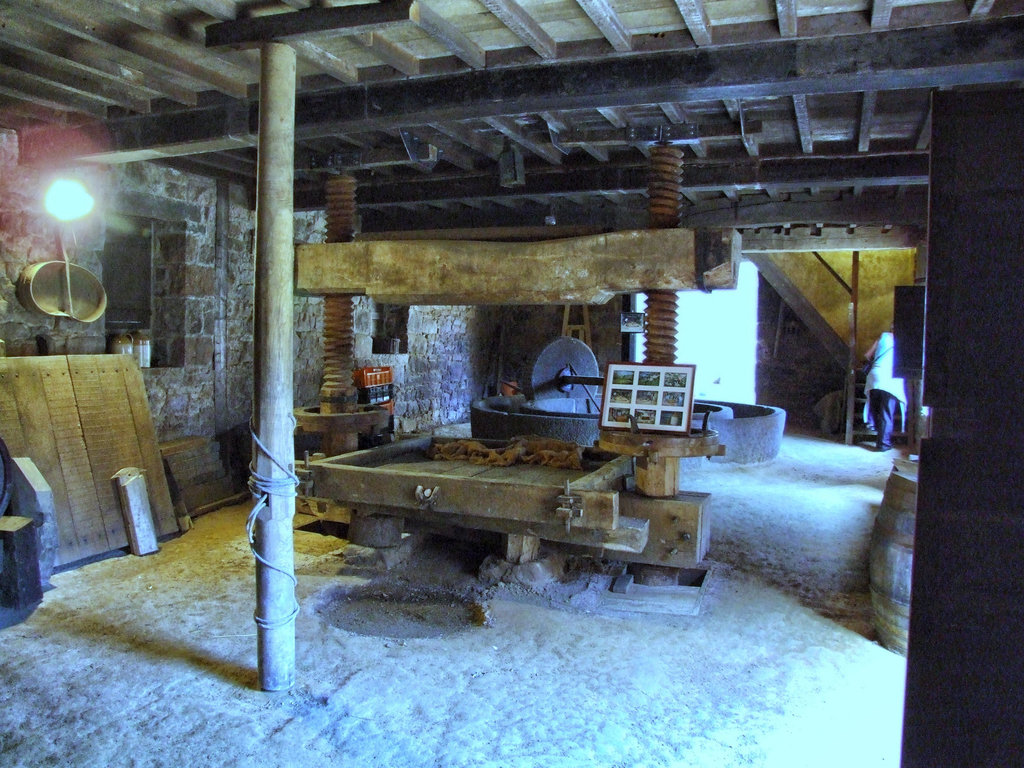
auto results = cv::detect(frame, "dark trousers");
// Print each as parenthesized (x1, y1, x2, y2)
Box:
(868, 389, 900, 449)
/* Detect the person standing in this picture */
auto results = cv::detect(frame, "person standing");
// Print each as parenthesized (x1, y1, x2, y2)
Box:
(863, 330, 906, 451)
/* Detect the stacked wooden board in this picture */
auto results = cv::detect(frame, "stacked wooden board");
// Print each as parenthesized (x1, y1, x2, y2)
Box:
(160, 435, 241, 515)
(0, 355, 177, 566)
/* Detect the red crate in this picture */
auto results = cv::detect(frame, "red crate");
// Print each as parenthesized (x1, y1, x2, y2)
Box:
(353, 365, 392, 388)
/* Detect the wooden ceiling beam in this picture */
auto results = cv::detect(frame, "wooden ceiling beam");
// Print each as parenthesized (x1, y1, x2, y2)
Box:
(0, 77, 108, 119)
(0, 47, 150, 114)
(680, 191, 928, 227)
(859, 91, 878, 152)
(872, 0, 896, 29)
(483, 116, 563, 164)
(428, 121, 504, 160)
(292, 40, 361, 85)
(355, 191, 928, 232)
(793, 94, 813, 153)
(410, 1, 487, 69)
(775, 0, 798, 38)
(741, 225, 924, 251)
(479, 0, 557, 59)
(397, 128, 479, 171)
(673, 0, 713, 46)
(32, 16, 1024, 163)
(18, 1, 253, 99)
(575, 0, 633, 52)
(352, 153, 929, 206)
(0, 14, 199, 106)
(205, 1, 415, 48)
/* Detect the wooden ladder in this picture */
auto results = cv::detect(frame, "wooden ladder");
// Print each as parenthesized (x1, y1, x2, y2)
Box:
(561, 304, 592, 347)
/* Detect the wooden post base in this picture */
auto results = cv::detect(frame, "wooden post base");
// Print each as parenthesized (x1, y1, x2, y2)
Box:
(505, 533, 540, 564)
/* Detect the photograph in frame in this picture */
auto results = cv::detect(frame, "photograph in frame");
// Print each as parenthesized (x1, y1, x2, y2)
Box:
(620, 312, 645, 333)
(599, 362, 697, 434)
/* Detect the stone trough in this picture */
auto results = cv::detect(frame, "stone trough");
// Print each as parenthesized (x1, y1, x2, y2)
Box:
(470, 395, 785, 465)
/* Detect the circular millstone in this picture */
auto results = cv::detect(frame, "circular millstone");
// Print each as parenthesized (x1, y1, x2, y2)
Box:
(529, 336, 599, 400)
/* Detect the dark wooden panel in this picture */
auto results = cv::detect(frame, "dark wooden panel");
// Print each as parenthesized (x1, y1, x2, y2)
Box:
(904, 89, 1024, 768)
(893, 284, 924, 378)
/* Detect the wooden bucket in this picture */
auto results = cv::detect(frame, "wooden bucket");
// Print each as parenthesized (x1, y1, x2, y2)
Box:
(16, 261, 106, 323)
(869, 463, 917, 655)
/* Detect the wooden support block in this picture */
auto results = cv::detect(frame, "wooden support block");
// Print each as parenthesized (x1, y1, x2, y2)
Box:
(0, 516, 43, 609)
(634, 453, 680, 498)
(618, 491, 711, 568)
(505, 533, 540, 564)
(111, 468, 159, 556)
(10, 456, 58, 584)
(601, 567, 712, 616)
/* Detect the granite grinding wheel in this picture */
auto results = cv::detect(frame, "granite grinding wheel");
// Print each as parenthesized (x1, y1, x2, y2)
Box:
(529, 337, 599, 400)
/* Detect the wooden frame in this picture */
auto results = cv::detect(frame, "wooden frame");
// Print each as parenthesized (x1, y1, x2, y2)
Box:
(600, 362, 697, 434)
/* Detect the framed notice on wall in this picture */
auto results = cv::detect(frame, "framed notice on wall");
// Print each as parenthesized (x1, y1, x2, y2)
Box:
(599, 362, 697, 434)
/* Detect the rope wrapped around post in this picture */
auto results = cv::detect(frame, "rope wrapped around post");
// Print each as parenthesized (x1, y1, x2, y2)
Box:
(247, 421, 300, 631)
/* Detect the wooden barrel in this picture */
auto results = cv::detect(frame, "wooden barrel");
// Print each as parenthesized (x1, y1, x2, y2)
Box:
(869, 463, 917, 655)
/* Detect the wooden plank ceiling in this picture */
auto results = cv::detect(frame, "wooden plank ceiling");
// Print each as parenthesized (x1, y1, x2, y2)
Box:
(2, 0, 1023, 238)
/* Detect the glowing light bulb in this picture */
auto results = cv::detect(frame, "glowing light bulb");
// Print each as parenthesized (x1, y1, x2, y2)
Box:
(44, 179, 94, 221)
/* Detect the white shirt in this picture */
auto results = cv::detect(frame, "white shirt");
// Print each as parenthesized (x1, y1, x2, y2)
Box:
(866, 332, 907, 405)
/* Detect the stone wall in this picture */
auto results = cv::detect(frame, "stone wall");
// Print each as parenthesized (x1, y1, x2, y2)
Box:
(0, 129, 108, 357)
(1, 144, 302, 445)
(111, 163, 245, 441)
(2, 143, 506, 445)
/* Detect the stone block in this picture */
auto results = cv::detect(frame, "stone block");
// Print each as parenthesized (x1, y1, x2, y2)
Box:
(0, 516, 43, 609)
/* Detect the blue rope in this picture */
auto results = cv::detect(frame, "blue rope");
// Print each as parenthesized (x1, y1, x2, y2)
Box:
(247, 420, 300, 631)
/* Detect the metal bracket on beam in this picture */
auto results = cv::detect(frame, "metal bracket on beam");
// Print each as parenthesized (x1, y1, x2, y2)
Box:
(625, 124, 700, 145)
(400, 130, 440, 171)
(305, 149, 362, 172)
(548, 125, 570, 155)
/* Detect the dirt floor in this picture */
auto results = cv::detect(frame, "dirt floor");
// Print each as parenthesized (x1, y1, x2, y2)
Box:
(0, 428, 907, 767)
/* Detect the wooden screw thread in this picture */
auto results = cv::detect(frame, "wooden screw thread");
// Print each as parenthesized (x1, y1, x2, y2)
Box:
(321, 174, 358, 412)
(644, 145, 684, 364)
(325, 174, 357, 244)
(320, 295, 356, 410)
(644, 289, 678, 365)
(647, 145, 685, 230)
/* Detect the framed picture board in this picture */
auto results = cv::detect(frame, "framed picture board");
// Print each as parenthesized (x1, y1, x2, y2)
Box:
(600, 362, 697, 434)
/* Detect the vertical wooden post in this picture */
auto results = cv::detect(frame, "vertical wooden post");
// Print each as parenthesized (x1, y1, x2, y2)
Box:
(253, 41, 297, 692)
(844, 251, 860, 445)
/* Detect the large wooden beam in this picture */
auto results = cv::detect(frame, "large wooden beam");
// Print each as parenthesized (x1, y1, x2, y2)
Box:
(32, 16, 1024, 163)
(352, 154, 929, 207)
(741, 226, 925, 252)
(295, 228, 739, 304)
(205, 1, 414, 48)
